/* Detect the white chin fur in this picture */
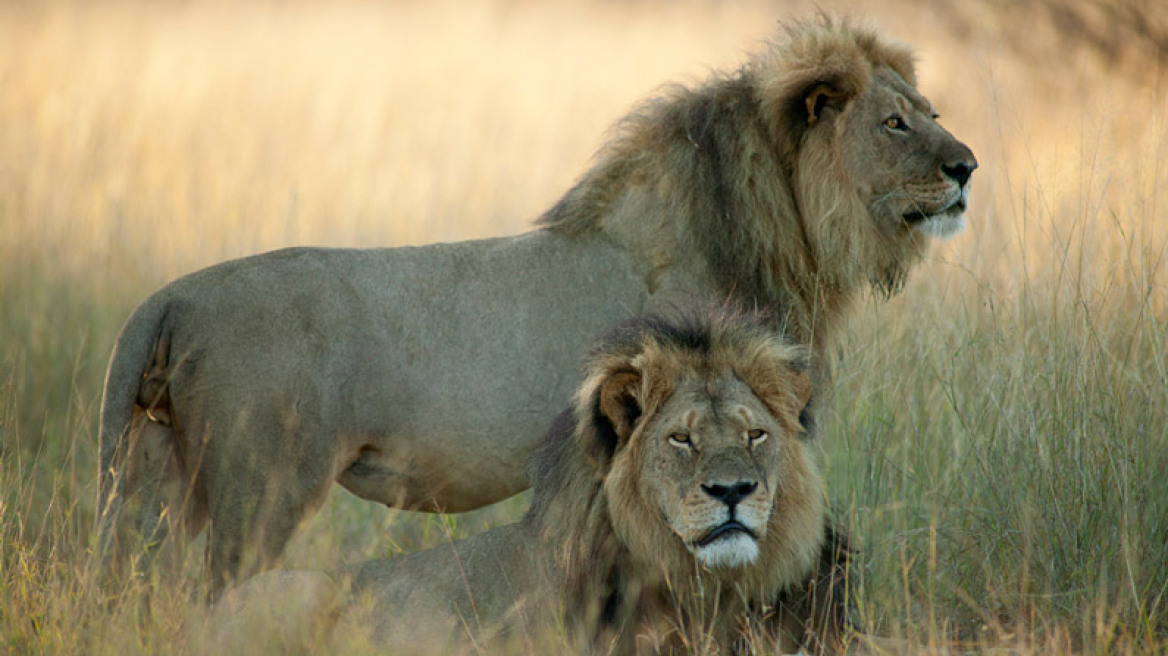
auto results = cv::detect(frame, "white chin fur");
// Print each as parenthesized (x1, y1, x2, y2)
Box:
(916, 209, 965, 239)
(694, 533, 759, 568)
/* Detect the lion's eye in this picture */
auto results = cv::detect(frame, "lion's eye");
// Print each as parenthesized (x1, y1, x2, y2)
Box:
(883, 115, 907, 131)
(747, 429, 768, 444)
(668, 433, 692, 448)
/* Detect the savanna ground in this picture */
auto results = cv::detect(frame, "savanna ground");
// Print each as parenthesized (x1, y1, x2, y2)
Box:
(1, 0, 1166, 653)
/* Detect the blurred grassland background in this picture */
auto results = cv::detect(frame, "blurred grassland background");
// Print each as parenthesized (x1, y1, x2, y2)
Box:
(1, 0, 1167, 653)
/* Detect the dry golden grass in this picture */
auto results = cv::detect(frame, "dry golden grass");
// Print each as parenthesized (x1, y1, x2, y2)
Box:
(1, 0, 1166, 653)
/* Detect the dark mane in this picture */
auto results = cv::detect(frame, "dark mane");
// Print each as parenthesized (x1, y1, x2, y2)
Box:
(537, 73, 794, 314)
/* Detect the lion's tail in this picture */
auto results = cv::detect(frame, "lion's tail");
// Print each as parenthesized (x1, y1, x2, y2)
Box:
(95, 293, 171, 538)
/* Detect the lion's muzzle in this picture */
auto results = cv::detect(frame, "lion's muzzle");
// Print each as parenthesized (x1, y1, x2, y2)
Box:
(902, 139, 978, 237)
(687, 478, 767, 568)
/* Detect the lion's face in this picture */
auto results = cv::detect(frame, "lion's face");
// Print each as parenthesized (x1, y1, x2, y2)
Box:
(635, 375, 793, 569)
(845, 67, 978, 239)
(588, 323, 823, 582)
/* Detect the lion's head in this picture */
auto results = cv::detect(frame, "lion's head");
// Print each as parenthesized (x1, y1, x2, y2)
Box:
(842, 66, 975, 240)
(541, 16, 977, 350)
(757, 16, 978, 289)
(528, 308, 826, 650)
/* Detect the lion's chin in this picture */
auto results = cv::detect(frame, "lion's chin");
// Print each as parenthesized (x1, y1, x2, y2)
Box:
(907, 191, 969, 239)
(693, 532, 760, 569)
(914, 206, 966, 239)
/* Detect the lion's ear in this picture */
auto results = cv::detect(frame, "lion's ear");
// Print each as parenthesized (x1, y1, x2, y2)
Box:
(598, 369, 642, 446)
(763, 65, 867, 162)
(803, 82, 852, 126)
(578, 362, 646, 470)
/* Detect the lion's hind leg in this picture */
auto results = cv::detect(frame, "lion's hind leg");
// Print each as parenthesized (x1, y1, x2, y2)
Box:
(98, 407, 207, 593)
(199, 416, 339, 600)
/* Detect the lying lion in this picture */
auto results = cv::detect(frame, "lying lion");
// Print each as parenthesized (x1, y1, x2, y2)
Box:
(98, 15, 976, 593)
(207, 309, 852, 655)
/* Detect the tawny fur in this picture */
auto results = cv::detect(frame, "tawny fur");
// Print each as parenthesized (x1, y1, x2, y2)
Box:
(97, 15, 975, 594)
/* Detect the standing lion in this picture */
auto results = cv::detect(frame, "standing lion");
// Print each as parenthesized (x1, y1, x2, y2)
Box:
(97, 15, 976, 593)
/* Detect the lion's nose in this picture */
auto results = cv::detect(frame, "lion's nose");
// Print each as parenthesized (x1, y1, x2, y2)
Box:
(941, 157, 977, 187)
(701, 480, 757, 507)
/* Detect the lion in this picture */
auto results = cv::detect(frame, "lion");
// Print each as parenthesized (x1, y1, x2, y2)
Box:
(204, 309, 852, 655)
(97, 15, 976, 594)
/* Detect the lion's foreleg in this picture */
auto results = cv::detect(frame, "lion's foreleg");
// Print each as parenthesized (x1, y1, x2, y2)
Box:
(767, 523, 857, 655)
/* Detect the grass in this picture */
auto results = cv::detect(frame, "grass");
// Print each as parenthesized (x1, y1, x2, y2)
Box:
(1, 0, 1166, 653)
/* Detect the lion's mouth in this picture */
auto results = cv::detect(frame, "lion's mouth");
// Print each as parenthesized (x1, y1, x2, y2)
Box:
(696, 520, 757, 547)
(903, 194, 967, 227)
(902, 210, 928, 224)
